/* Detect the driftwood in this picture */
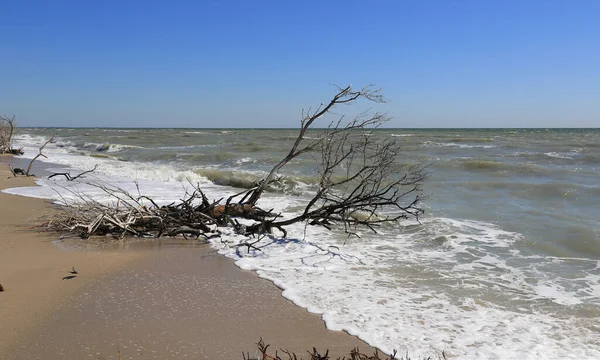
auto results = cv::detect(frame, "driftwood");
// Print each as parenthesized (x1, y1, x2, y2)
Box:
(48, 164, 98, 181)
(6, 135, 55, 178)
(25, 136, 53, 176)
(46, 85, 427, 245)
(47, 181, 277, 240)
(8, 165, 25, 177)
(6, 148, 24, 155)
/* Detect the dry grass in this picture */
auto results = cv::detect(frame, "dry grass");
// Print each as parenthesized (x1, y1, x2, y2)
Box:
(241, 338, 446, 360)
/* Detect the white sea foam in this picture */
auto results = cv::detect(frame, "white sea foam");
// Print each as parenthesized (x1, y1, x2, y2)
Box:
(156, 144, 220, 150)
(5, 133, 600, 359)
(11, 135, 218, 186)
(545, 152, 574, 159)
(183, 131, 210, 134)
(106, 144, 143, 152)
(421, 141, 496, 149)
(15, 135, 142, 154)
(211, 218, 600, 359)
(235, 157, 257, 165)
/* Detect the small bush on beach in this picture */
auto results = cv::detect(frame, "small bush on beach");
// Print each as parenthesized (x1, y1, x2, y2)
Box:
(0, 114, 24, 155)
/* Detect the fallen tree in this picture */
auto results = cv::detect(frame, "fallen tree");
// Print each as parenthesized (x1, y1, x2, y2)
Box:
(46, 85, 428, 243)
(0, 115, 24, 155)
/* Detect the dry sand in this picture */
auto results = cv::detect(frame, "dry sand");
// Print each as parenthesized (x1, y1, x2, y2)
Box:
(0, 157, 374, 359)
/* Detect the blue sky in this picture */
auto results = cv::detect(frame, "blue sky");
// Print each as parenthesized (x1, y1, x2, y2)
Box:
(1, 0, 598, 128)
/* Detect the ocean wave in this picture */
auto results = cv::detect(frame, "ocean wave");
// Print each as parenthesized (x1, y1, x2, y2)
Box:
(155, 144, 220, 150)
(193, 168, 313, 195)
(28, 136, 146, 155)
(182, 131, 210, 135)
(562, 142, 600, 149)
(232, 142, 271, 152)
(93, 143, 142, 152)
(449, 137, 494, 143)
(545, 152, 574, 159)
(13, 133, 50, 144)
(235, 157, 257, 165)
(435, 159, 544, 175)
(193, 168, 262, 189)
(421, 141, 496, 149)
(506, 150, 599, 166)
(212, 217, 600, 358)
(462, 180, 596, 197)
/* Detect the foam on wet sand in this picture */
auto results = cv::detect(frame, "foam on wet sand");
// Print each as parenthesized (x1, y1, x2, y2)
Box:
(0, 159, 372, 359)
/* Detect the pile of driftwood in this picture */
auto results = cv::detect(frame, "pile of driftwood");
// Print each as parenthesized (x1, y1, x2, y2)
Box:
(41, 85, 428, 244)
(48, 181, 277, 240)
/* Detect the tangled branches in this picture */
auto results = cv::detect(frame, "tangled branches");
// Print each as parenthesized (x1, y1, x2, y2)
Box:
(47, 180, 276, 240)
(0, 115, 23, 155)
(241, 85, 428, 237)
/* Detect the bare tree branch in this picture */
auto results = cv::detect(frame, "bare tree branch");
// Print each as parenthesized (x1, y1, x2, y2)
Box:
(48, 164, 99, 181)
(0, 114, 24, 155)
(245, 85, 386, 205)
(25, 136, 54, 176)
(241, 85, 427, 237)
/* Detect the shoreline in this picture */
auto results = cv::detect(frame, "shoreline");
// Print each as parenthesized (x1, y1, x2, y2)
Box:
(0, 157, 373, 359)
(0, 159, 147, 355)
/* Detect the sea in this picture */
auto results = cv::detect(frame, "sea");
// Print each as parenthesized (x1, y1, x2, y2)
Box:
(4, 128, 600, 359)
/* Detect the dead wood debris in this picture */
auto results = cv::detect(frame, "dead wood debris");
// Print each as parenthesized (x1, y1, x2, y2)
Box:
(45, 182, 278, 241)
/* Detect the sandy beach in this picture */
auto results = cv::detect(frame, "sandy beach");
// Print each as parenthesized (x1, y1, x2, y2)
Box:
(0, 157, 373, 359)
(0, 158, 146, 356)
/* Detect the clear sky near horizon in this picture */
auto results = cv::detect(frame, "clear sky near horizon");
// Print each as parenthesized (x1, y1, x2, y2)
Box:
(1, 0, 598, 128)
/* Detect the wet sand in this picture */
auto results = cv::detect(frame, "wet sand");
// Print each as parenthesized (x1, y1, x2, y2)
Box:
(0, 157, 373, 359)
(10, 245, 374, 359)
(0, 157, 145, 356)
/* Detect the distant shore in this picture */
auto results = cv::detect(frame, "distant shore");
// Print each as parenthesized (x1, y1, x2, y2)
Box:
(0, 156, 372, 359)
